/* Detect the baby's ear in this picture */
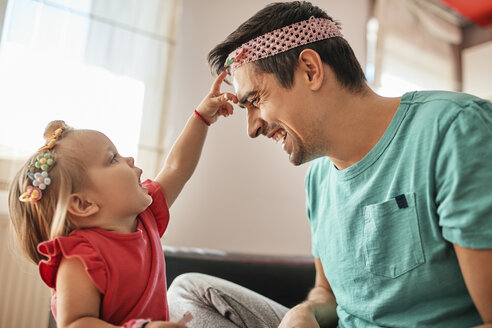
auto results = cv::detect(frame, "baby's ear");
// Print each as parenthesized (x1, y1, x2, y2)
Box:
(67, 193, 99, 218)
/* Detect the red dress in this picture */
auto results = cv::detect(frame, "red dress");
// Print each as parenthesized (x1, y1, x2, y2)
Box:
(38, 180, 170, 325)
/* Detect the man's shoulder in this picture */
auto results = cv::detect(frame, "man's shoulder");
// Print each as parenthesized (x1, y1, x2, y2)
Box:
(406, 90, 489, 113)
(401, 90, 490, 136)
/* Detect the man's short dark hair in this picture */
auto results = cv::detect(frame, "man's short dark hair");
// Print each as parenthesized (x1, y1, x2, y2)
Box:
(208, 1, 366, 91)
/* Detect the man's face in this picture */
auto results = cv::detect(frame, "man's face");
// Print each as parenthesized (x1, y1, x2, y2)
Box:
(232, 63, 323, 166)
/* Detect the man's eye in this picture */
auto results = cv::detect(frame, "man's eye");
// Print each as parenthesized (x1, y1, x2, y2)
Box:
(250, 97, 260, 107)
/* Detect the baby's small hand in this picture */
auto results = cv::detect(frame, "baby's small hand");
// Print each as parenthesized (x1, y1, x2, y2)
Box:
(195, 71, 238, 125)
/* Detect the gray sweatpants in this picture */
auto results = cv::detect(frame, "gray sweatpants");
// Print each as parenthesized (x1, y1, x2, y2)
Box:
(168, 273, 289, 328)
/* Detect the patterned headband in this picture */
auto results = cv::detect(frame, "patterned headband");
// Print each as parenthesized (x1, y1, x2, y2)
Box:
(224, 16, 343, 75)
(19, 125, 66, 203)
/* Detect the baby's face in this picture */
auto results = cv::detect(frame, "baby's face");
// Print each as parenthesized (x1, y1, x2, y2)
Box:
(65, 130, 152, 222)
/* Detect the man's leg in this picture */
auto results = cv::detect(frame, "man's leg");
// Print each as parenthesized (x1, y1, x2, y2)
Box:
(168, 273, 289, 328)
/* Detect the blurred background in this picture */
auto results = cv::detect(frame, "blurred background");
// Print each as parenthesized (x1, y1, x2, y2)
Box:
(0, 0, 491, 326)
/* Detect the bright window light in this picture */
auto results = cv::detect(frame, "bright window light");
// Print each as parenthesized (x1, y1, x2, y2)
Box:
(0, 0, 145, 159)
(377, 73, 424, 97)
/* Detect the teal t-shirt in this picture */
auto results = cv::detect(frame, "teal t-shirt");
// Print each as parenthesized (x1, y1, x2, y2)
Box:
(305, 91, 492, 327)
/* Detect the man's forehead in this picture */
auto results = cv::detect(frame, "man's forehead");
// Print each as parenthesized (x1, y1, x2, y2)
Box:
(232, 76, 241, 95)
(232, 64, 263, 99)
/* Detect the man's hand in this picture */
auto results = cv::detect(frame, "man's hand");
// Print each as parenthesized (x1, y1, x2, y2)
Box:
(279, 258, 338, 328)
(279, 258, 337, 328)
(279, 303, 320, 328)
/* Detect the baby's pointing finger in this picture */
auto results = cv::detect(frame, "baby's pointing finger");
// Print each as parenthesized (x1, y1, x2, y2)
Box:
(216, 93, 232, 105)
(224, 92, 238, 104)
(211, 71, 228, 94)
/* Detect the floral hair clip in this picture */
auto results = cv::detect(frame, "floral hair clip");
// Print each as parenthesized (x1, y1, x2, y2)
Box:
(30, 170, 52, 190)
(20, 155, 54, 203)
(34, 153, 54, 171)
(19, 185, 43, 203)
(19, 121, 66, 203)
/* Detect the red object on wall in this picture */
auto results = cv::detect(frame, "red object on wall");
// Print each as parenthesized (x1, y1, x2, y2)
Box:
(439, 0, 492, 27)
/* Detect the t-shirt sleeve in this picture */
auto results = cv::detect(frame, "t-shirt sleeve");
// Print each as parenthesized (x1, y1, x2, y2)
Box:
(435, 99, 492, 249)
(37, 235, 107, 293)
(142, 179, 170, 237)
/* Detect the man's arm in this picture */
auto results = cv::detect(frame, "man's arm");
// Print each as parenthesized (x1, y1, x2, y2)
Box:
(279, 258, 338, 328)
(453, 244, 492, 327)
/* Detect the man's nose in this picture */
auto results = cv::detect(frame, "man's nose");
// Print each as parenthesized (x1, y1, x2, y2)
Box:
(247, 109, 267, 138)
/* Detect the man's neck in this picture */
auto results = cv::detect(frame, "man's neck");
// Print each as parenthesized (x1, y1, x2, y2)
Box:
(323, 86, 401, 170)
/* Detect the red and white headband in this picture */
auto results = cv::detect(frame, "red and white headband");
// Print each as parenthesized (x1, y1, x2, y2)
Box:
(224, 16, 343, 75)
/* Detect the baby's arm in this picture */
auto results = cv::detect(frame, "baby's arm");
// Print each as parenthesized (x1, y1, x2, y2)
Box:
(57, 258, 189, 328)
(56, 257, 112, 327)
(156, 72, 237, 207)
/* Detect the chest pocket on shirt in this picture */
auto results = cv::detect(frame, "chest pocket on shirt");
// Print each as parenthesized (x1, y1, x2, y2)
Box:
(363, 192, 425, 278)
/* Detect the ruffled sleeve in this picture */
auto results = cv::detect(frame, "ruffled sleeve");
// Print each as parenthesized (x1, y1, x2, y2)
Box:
(142, 180, 170, 237)
(37, 234, 107, 293)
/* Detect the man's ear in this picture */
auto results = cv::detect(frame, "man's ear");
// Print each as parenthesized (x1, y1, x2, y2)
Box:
(67, 193, 99, 218)
(298, 49, 324, 91)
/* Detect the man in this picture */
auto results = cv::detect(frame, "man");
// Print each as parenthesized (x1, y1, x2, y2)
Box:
(168, 2, 492, 327)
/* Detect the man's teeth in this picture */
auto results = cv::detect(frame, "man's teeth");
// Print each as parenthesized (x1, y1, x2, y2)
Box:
(274, 130, 287, 143)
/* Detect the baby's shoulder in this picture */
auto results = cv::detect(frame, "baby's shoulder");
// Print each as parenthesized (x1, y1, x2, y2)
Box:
(38, 233, 106, 292)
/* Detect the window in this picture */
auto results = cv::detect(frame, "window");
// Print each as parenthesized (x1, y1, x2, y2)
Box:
(368, 0, 461, 97)
(0, 0, 180, 178)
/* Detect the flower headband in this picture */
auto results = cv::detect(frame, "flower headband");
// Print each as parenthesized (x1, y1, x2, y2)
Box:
(19, 125, 66, 203)
(224, 16, 343, 75)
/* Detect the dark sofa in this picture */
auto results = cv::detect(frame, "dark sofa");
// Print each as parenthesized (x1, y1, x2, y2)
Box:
(164, 246, 316, 309)
(48, 246, 315, 328)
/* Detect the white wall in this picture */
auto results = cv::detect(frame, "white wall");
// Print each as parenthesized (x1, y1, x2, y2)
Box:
(162, 0, 369, 256)
(463, 40, 492, 101)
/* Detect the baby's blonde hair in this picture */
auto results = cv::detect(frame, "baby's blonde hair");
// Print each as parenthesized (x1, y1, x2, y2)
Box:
(8, 121, 88, 264)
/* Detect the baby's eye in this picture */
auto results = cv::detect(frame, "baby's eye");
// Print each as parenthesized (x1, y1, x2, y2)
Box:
(111, 154, 118, 163)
